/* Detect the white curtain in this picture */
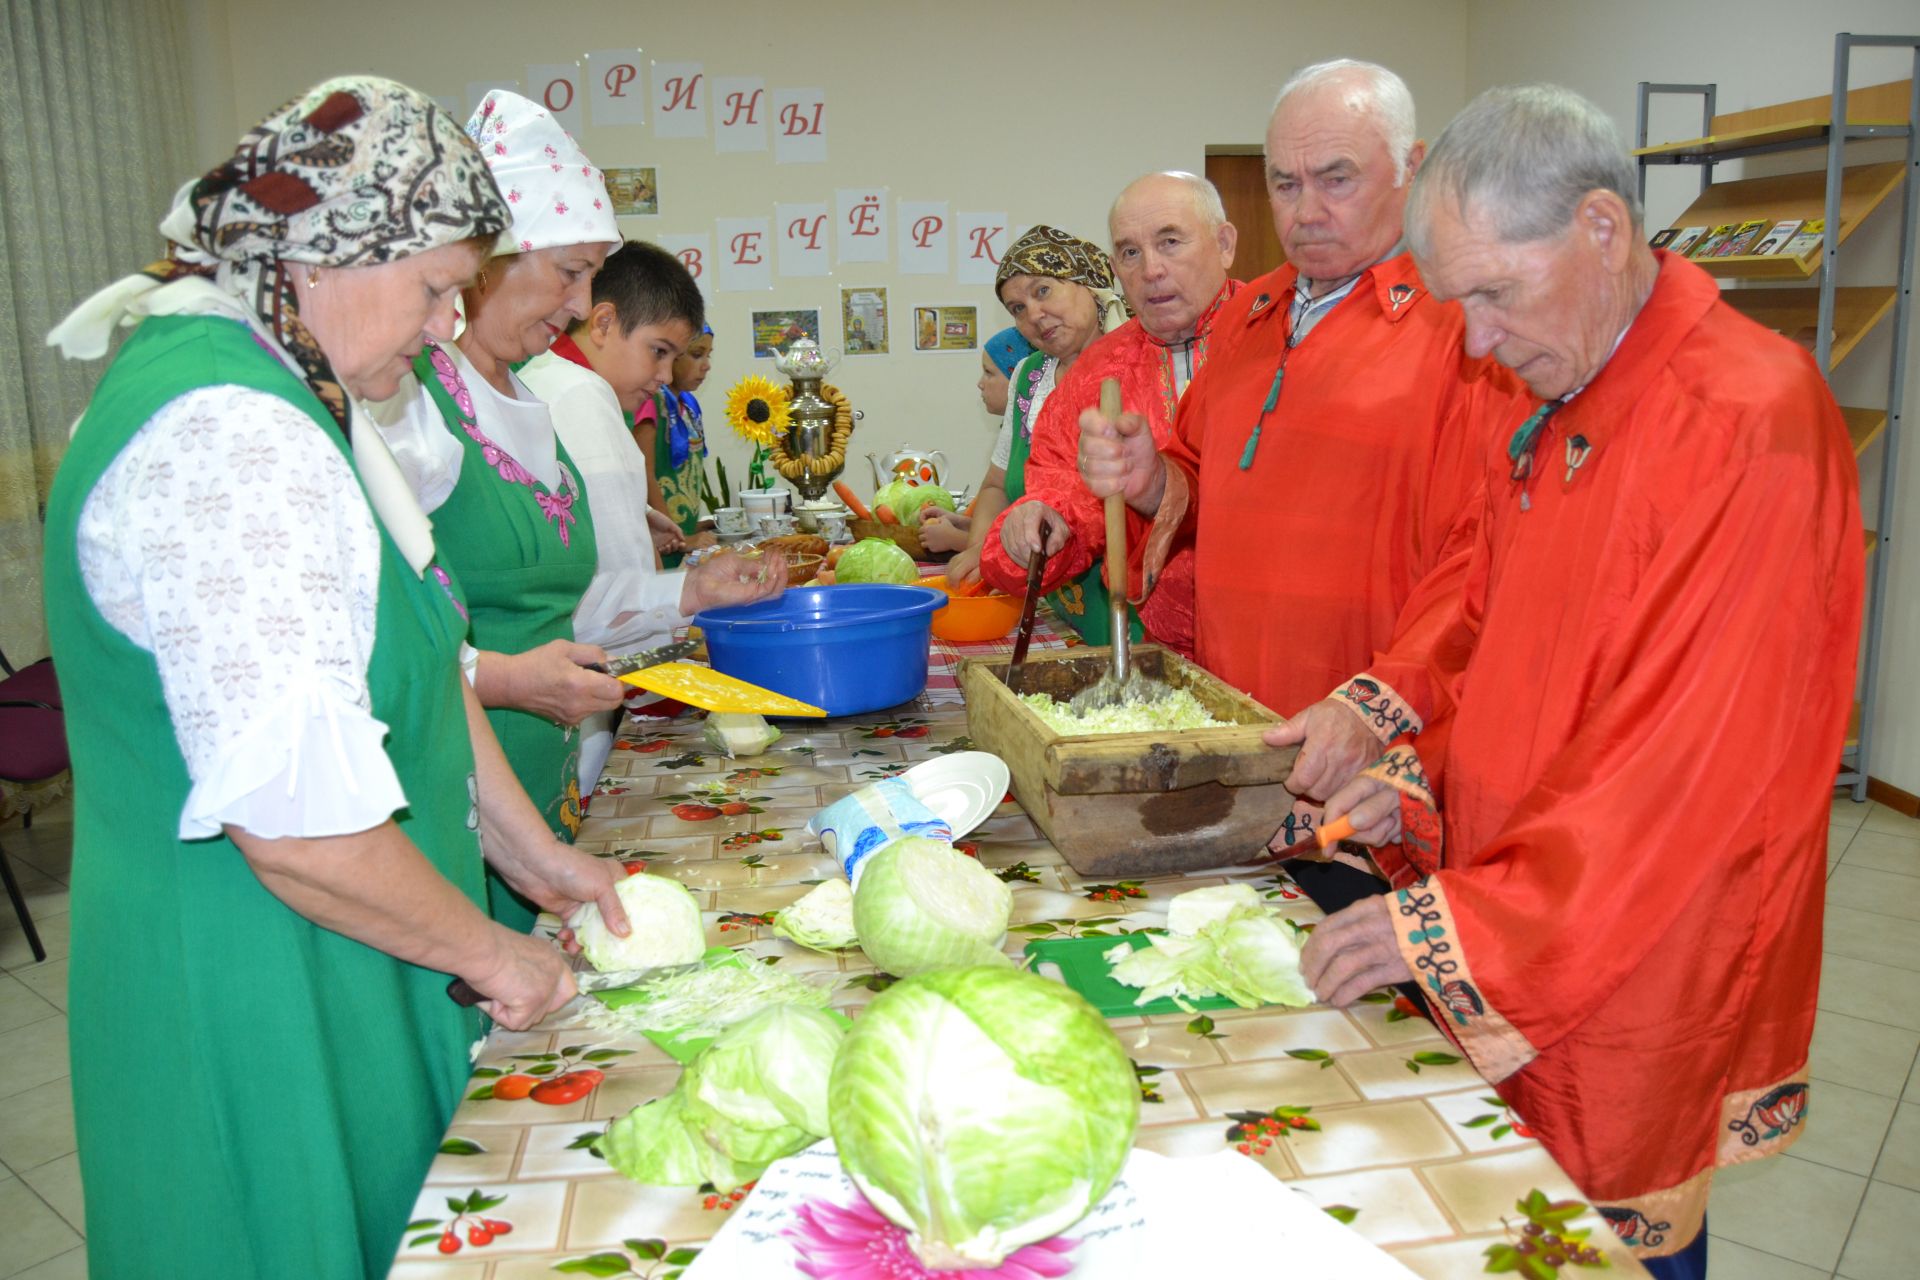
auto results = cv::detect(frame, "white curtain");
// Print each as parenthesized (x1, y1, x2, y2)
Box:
(0, 0, 195, 664)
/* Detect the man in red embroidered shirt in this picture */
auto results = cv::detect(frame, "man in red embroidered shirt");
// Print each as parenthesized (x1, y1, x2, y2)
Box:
(1077, 60, 1523, 911)
(977, 170, 1241, 655)
(1285, 85, 1862, 1277)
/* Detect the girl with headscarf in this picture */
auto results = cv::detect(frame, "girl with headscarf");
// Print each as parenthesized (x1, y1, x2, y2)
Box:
(942, 225, 1126, 604)
(43, 77, 628, 1279)
(369, 93, 779, 930)
(917, 325, 1034, 554)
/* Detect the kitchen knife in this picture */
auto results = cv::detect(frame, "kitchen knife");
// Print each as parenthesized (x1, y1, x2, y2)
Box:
(445, 960, 703, 1008)
(594, 638, 698, 679)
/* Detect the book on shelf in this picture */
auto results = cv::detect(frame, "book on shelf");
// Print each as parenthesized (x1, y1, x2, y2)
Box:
(1666, 226, 1710, 256)
(1713, 219, 1770, 257)
(1649, 228, 1679, 249)
(1690, 223, 1739, 258)
(1750, 220, 1803, 257)
(1778, 218, 1825, 259)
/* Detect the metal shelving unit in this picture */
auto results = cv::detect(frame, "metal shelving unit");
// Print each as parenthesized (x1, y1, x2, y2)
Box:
(1635, 33, 1917, 801)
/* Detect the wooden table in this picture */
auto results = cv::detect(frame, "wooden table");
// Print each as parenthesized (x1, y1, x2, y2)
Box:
(393, 674, 1648, 1278)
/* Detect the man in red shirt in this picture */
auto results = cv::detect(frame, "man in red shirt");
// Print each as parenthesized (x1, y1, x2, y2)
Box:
(978, 170, 1241, 654)
(1287, 85, 1862, 1278)
(1078, 60, 1522, 908)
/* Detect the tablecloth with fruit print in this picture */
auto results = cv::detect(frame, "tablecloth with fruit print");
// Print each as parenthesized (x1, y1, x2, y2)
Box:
(393, 694, 1650, 1280)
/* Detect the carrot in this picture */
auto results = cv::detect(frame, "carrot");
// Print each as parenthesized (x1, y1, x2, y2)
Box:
(965, 494, 979, 516)
(875, 504, 899, 525)
(834, 481, 873, 520)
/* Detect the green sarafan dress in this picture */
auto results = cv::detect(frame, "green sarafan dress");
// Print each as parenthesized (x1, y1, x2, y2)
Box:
(414, 344, 599, 933)
(650, 389, 708, 569)
(43, 315, 488, 1279)
(1001, 350, 1143, 646)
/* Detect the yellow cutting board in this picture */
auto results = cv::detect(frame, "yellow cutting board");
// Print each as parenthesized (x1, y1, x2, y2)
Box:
(619, 662, 826, 717)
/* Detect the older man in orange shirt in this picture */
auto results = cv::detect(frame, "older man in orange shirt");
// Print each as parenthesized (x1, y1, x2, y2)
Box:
(1079, 60, 1523, 911)
(978, 171, 1240, 655)
(1287, 85, 1861, 1278)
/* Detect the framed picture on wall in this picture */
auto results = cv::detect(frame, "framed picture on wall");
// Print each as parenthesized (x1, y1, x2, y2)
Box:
(605, 166, 659, 216)
(913, 305, 977, 352)
(751, 308, 821, 358)
(842, 287, 888, 354)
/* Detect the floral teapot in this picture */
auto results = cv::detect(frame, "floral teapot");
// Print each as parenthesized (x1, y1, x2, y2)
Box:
(868, 447, 950, 489)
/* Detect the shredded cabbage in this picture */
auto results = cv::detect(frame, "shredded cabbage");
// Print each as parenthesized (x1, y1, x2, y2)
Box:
(1016, 688, 1224, 735)
(579, 954, 835, 1039)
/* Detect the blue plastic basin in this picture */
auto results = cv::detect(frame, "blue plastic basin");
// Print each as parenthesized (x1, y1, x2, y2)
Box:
(693, 585, 946, 716)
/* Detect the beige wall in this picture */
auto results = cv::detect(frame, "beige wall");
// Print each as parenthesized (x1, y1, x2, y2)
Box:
(194, 0, 1469, 488)
(185, 0, 1919, 790)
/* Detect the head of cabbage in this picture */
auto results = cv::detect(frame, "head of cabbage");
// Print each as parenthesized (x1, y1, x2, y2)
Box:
(829, 966, 1140, 1268)
(570, 872, 707, 973)
(835, 537, 917, 585)
(851, 836, 1011, 976)
(600, 1003, 846, 1192)
(873, 479, 955, 525)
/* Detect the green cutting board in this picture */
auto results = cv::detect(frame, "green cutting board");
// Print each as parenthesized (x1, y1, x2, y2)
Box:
(1024, 934, 1239, 1019)
(593, 947, 849, 1063)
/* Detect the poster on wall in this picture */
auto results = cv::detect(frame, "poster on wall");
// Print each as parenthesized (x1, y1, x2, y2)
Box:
(835, 188, 888, 264)
(713, 75, 768, 153)
(751, 309, 822, 359)
(913, 305, 977, 352)
(526, 62, 583, 134)
(466, 80, 519, 116)
(605, 168, 659, 217)
(772, 88, 828, 164)
(842, 287, 889, 355)
(652, 61, 707, 138)
(716, 218, 773, 292)
(955, 212, 1009, 286)
(897, 201, 950, 275)
(775, 203, 831, 277)
(587, 49, 646, 126)
(657, 233, 712, 301)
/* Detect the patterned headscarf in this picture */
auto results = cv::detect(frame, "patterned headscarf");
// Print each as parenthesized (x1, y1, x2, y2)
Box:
(984, 326, 1035, 377)
(994, 224, 1130, 334)
(140, 76, 509, 432)
(466, 91, 621, 255)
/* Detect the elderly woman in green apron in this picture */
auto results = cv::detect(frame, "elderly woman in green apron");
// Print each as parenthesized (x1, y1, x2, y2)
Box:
(945, 226, 1131, 644)
(43, 77, 631, 1280)
(371, 93, 780, 931)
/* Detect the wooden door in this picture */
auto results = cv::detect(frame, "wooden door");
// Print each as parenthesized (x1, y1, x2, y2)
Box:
(1205, 151, 1284, 282)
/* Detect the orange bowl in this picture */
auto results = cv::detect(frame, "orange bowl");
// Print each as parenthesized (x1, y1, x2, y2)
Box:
(915, 574, 1024, 642)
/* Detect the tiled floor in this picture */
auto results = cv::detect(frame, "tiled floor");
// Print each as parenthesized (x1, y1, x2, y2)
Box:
(2, 793, 1918, 1278)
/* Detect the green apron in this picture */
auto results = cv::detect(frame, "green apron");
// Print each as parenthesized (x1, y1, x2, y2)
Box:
(416, 347, 597, 932)
(44, 315, 488, 1280)
(1002, 350, 1144, 646)
(651, 390, 707, 569)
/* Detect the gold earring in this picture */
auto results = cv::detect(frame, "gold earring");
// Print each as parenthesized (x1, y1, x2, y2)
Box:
(305, 268, 319, 290)
(478, 268, 490, 290)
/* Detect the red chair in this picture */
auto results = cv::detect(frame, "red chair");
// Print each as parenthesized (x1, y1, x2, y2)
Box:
(0, 648, 66, 964)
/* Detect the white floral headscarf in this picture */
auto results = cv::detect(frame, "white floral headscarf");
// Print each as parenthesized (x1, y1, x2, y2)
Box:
(466, 91, 621, 255)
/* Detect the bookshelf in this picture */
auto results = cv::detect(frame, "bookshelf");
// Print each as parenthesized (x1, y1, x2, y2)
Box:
(1634, 34, 1917, 801)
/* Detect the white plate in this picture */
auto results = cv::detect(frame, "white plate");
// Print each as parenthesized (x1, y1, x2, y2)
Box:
(897, 751, 1009, 840)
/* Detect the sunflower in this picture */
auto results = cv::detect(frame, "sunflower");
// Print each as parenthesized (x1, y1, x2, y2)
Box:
(724, 375, 791, 447)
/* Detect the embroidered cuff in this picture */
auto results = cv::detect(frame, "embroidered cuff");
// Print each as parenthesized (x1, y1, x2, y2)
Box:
(1331, 673, 1424, 744)
(1392, 878, 1536, 1083)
